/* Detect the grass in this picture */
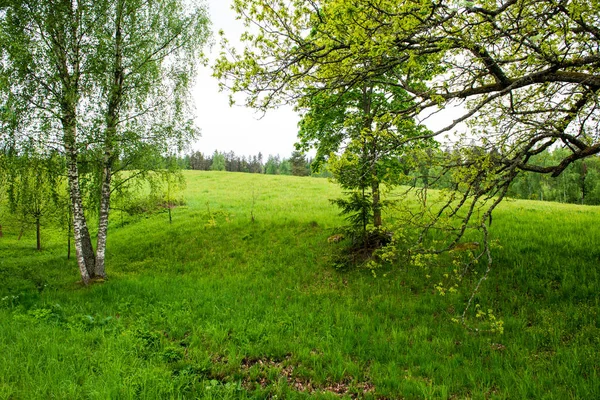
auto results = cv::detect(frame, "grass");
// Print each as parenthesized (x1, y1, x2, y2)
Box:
(0, 171, 598, 399)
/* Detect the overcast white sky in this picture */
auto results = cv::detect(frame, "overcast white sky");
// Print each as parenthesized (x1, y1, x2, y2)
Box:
(191, 0, 300, 159)
(191, 0, 463, 158)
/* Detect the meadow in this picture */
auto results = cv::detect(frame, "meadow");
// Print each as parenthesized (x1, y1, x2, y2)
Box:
(0, 171, 598, 399)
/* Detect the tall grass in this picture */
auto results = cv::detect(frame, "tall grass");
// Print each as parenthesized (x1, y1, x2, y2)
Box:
(0, 171, 598, 399)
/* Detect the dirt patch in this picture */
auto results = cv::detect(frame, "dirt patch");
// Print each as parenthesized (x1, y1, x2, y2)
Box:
(240, 354, 376, 398)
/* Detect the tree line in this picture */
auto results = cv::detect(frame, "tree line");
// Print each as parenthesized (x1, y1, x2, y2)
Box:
(177, 150, 331, 177)
(507, 149, 600, 205)
(415, 148, 600, 206)
(178, 145, 600, 205)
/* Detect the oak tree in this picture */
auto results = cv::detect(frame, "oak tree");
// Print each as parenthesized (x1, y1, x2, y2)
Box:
(215, 0, 599, 249)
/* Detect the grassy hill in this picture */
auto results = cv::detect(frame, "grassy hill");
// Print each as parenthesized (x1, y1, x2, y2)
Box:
(0, 171, 598, 399)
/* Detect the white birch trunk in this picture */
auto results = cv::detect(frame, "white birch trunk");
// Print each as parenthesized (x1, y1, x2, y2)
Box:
(51, 1, 95, 284)
(95, 163, 111, 278)
(95, 0, 124, 279)
(65, 136, 92, 285)
(63, 107, 96, 283)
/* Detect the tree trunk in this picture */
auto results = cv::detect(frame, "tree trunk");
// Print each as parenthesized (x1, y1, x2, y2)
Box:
(95, 0, 124, 279)
(362, 187, 367, 235)
(372, 180, 382, 228)
(52, 3, 95, 284)
(65, 122, 95, 285)
(95, 164, 111, 278)
(67, 207, 72, 260)
(581, 164, 587, 205)
(36, 217, 41, 251)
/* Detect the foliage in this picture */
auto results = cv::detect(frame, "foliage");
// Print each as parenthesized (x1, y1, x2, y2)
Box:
(297, 78, 432, 264)
(289, 150, 310, 176)
(4, 151, 66, 250)
(217, 0, 599, 171)
(156, 157, 187, 225)
(110, 164, 187, 226)
(279, 159, 292, 176)
(210, 151, 227, 171)
(215, 0, 600, 258)
(0, 0, 210, 283)
(263, 154, 280, 175)
(507, 150, 600, 205)
(185, 150, 319, 177)
(264, 155, 290, 175)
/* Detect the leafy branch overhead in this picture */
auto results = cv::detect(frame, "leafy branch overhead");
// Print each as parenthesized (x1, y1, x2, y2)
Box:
(215, 0, 599, 323)
(215, 0, 600, 178)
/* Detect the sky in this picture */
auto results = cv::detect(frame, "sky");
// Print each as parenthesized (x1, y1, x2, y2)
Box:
(191, 0, 464, 159)
(191, 0, 300, 159)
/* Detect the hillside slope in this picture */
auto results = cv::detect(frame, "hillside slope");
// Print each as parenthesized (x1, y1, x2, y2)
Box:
(0, 171, 598, 399)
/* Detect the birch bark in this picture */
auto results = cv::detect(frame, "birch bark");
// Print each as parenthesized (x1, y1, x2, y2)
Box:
(52, 1, 97, 283)
(95, 163, 111, 279)
(95, 0, 124, 279)
(64, 120, 95, 284)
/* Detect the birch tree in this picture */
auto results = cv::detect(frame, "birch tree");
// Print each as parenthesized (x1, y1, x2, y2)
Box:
(0, 0, 210, 284)
(90, 0, 209, 278)
(1, 0, 99, 282)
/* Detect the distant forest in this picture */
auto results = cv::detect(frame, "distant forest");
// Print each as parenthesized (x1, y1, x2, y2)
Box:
(177, 148, 600, 206)
(177, 150, 331, 178)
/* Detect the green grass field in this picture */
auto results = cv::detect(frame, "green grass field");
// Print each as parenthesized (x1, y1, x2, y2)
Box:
(0, 171, 598, 399)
